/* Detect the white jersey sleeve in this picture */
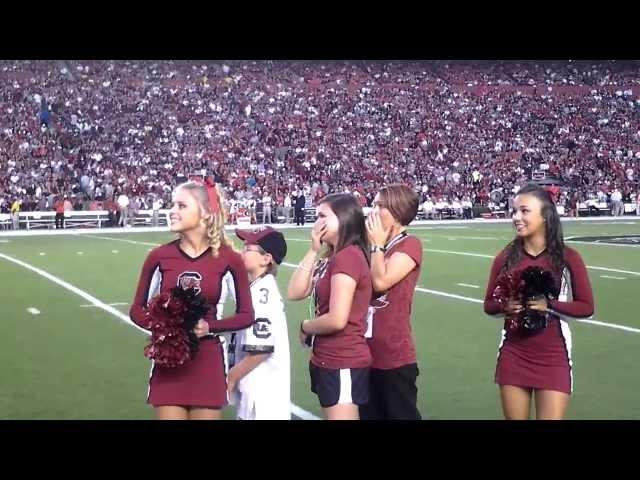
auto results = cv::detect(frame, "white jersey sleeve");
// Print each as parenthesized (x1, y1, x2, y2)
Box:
(216, 271, 236, 320)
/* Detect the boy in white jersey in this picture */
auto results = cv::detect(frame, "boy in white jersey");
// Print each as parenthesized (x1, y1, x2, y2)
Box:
(225, 226, 291, 420)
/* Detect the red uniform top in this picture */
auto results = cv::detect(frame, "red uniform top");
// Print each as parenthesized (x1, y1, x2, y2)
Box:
(130, 240, 255, 334)
(54, 200, 64, 214)
(312, 244, 373, 369)
(484, 247, 594, 321)
(368, 234, 423, 369)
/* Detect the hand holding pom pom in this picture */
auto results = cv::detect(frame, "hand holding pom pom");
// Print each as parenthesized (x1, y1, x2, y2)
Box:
(143, 286, 211, 367)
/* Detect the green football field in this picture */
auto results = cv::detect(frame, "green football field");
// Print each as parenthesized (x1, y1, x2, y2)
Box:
(1, 219, 639, 420)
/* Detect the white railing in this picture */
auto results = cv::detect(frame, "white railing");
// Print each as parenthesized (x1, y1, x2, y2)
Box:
(0, 210, 172, 230)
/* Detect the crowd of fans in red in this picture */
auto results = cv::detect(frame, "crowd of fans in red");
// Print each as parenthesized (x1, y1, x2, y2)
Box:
(1, 60, 639, 220)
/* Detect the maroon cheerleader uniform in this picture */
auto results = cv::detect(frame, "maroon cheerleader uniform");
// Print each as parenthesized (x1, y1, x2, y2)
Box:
(484, 247, 594, 394)
(130, 240, 254, 408)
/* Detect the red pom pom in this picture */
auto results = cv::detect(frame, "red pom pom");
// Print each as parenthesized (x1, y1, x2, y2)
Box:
(144, 292, 193, 367)
(492, 269, 525, 332)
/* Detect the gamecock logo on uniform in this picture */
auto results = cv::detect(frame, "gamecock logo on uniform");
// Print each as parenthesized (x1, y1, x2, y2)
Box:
(177, 271, 203, 295)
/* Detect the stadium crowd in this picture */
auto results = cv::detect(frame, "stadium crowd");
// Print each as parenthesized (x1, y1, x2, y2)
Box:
(2, 60, 640, 225)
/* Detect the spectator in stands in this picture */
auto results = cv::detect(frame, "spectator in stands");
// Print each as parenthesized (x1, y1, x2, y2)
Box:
(247, 196, 257, 224)
(462, 195, 474, 219)
(54, 196, 65, 229)
(104, 198, 118, 227)
(117, 192, 130, 227)
(610, 187, 623, 216)
(422, 197, 435, 220)
(284, 192, 293, 224)
(636, 190, 640, 216)
(261, 191, 272, 224)
(63, 195, 73, 212)
(2, 59, 640, 222)
(10, 198, 21, 230)
(152, 195, 163, 227)
(73, 196, 83, 211)
(294, 190, 306, 226)
(452, 198, 463, 218)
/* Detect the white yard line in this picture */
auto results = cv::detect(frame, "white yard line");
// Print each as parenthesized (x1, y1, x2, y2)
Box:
(424, 248, 494, 259)
(0, 250, 320, 421)
(80, 302, 129, 308)
(585, 266, 640, 277)
(71, 237, 640, 337)
(0, 252, 148, 334)
(577, 319, 640, 333)
(566, 240, 639, 249)
(414, 234, 504, 241)
(289, 403, 321, 420)
(415, 286, 483, 304)
(85, 234, 159, 247)
(457, 283, 480, 289)
(600, 275, 626, 280)
(421, 248, 640, 277)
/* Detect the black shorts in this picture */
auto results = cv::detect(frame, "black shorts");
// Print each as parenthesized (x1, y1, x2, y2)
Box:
(359, 363, 422, 420)
(309, 362, 370, 408)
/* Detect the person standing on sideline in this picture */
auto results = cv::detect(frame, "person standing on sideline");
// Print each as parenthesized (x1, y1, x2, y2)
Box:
(610, 187, 623, 216)
(262, 191, 272, 224)
(152, 196, 163, 227)
(361, 184, 423, 420)
(284, 192, 292, 224)
(295, 191, 306, 226)
(54, 196, 65, 229)
(10, 198, 21, 230)
(117, 192, 130, 227)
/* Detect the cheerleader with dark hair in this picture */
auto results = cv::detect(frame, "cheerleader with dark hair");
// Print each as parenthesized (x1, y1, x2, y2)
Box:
(484, 183, 594, 420)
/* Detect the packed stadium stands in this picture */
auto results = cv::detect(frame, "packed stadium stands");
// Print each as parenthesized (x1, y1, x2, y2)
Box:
(2, 60, 640, 229)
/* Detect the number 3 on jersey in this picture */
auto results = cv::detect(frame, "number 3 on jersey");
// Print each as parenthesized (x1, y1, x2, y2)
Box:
(259, 288, 269, 304)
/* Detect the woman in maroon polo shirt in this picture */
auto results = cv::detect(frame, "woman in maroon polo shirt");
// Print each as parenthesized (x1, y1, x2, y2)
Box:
(361, 184, 423, 420)
(130, 179, 254, 420)
(288, 193, 372, 420)
(484, 183, 594, 420)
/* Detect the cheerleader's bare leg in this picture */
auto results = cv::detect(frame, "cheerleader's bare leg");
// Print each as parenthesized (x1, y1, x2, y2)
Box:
(499, 385, 533, 420)
(534, 390, 569, 420)
(155, 405, 189, 420)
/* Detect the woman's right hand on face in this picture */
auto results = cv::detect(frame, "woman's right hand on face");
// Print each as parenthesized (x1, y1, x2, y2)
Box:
(311, 221, 326, 253)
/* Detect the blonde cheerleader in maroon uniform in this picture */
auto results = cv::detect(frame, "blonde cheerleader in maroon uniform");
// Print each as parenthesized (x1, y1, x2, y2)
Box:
(484, 184, 594, 420)
(130, 178, 254, 420)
